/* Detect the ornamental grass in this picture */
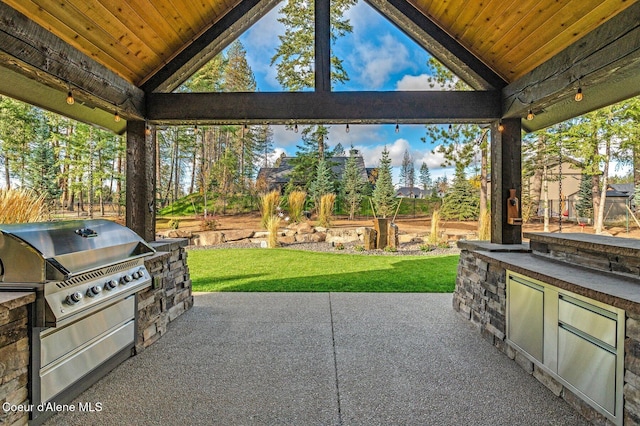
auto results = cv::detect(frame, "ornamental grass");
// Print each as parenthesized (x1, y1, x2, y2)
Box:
(287, 190, 306, 223)
(266, 215, 281, 248)
(0, 189, 45, 223)
(478, 208, 491, 240)
(318, 193, 336, 228)
(260, 190, 280, 229)
(427, 210, 441, 245)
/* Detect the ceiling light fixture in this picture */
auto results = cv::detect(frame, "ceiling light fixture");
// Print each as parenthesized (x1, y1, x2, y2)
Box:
(575, 86, 583, 102)
(527, 102, 535, 121)
(66, 88, 74, 105)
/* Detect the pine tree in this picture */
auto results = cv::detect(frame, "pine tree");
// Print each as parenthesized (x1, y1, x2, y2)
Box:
(419, 162, 432, 196)
(400, 149, 415, 194)
(440, 165, 479, 220)
(576, 174, 594, 219)
(309, 159, 334, 210)
(341, 150, 366, 220)
(371, 147, 397, 218)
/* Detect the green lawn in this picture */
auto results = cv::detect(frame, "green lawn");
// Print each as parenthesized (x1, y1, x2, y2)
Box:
(187, 248, 459, 292)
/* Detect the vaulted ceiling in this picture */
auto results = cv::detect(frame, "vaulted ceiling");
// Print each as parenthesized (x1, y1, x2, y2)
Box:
(0, 0, 639, 133)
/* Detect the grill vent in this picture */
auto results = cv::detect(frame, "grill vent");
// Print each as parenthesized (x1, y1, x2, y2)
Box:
(56, 259, 142, 288)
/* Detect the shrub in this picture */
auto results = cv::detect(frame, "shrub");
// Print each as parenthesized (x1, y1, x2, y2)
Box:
(354, 245, 365, 252)
(420, 244, 435, 252)
(318, 193, 336, 228)
(0, 189, 45, 223)
(200, 218, 218, 231)
(288, 190, 307, 223)
(266, 215, 281, 248)
(334, 242, 345, 250)
(260, 190, 281, 229)
(383, 245, 398, 253)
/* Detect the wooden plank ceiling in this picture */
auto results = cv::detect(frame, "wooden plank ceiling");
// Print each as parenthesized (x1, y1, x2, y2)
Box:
(2, 0, 635, 86)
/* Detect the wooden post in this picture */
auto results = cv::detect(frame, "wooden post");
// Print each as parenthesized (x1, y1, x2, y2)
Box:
(315, 0, 330, 92)
(491, 118, 522, 244)
(126, 121, 156, 241)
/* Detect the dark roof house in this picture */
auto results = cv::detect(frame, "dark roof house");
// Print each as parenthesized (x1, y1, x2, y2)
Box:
(257, 150, 368, 192)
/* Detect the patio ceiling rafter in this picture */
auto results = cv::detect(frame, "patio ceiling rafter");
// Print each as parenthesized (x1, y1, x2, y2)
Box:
(504, 1, 640, 132)
(140, 0, 282, 94)
(0, 1, 144, 133)
(146, 90, 501, 124)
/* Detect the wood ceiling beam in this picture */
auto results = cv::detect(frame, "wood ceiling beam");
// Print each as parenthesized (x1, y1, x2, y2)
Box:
(365, 0, 507, 91)
(315, 0, 330, 92)
(503, 1, 640, 132)
(146, 91, 501, 124)
(0, 2, 144, 122)
(140, 0, 281, 94)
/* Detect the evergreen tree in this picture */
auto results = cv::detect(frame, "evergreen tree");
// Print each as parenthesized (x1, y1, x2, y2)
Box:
(309, 159, 334, 210)
(400, 149, 415, 193)
(27, 122, 61, 209)
(576, 174, 594, 220)
(371, 147, 397, 218)
(419, 162, 432, 195)
(440, 165, 479, 220)
(341, 149, 366, 220)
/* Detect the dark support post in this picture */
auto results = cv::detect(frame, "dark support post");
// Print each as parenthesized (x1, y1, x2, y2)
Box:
(491, 118, 522, 244)
(315, 0, 331, 92)
(126, 121, 156, 241)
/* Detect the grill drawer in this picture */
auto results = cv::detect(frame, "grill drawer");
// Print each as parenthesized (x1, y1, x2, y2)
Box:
(41, 296, 135, 367)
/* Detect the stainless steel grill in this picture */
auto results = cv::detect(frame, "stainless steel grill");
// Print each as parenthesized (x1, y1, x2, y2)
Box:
(0, 219, 154, 423)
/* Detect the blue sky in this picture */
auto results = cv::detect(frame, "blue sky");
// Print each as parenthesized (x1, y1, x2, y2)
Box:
(238, 0, 454, 184)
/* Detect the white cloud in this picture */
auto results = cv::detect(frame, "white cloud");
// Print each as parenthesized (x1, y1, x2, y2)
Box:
(395, 74, 449, 91)
(350, 34, 410, 89)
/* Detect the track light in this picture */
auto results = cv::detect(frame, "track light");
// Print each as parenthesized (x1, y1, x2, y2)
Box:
(66, 90, 74, 105)
(575, 86, 583, 102)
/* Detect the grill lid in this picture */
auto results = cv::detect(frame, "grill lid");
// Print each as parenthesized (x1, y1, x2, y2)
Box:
(0, 219, 154, 282)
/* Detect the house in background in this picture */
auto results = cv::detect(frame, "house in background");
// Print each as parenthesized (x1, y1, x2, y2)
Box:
(257, 149, 368, 193)
(396, 187, 426, 198)
(526, 159, 583, 219)
(604, 183, 634, 222)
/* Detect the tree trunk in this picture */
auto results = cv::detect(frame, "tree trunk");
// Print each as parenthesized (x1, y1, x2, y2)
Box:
(595, 139, 611, 234)
(4, 156, 10, 189)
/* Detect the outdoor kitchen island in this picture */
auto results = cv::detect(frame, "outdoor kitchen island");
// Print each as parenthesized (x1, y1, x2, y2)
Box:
(0, 234, 192, 426)
(455, 232, 640, 425)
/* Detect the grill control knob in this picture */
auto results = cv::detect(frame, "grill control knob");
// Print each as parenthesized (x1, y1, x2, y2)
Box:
(132, 271, 141, 280)
(120, 274, 133, 285)
(86, 285, 102, 297)
(66, 292, 83, 305)
(105, 280, 118, 290)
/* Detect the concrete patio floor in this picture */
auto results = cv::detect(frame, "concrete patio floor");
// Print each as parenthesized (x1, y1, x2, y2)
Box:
(45, 293, 589, 425)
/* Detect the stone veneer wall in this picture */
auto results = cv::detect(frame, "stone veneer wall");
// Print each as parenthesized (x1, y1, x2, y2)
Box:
(0, 293, 35, 426)
(453, 245, 623, 425)
(137, 238, 193, 353)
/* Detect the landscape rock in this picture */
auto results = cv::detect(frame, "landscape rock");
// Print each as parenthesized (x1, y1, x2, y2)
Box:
(167, 230, 193, 239)
(295, 232, 326, 243)
(192, 231, 225, 246)
(223, 230, 254, 241)
(289, 222, 315, 234)
(326, 228, 360, 244)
